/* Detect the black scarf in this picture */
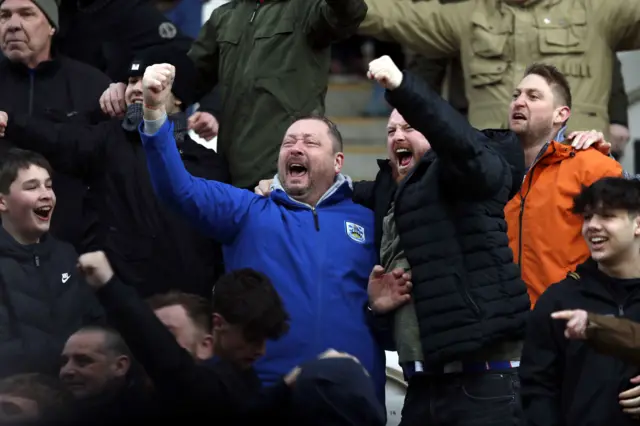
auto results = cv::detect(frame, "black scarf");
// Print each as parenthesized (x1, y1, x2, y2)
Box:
(121, 103, 188, 143)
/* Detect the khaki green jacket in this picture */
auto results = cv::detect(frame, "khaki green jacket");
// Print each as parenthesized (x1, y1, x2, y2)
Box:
(360, 0, 640, 137)
(190, 0, 366, 188)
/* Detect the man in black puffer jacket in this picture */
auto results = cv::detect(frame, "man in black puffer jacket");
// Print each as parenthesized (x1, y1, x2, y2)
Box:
(357, 56, 530, 426)
(0, 149, 104, 379)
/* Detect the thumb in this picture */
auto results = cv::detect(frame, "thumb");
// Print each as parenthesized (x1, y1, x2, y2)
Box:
(370, 265, 385, 279)
(188, 112, 201, 126)
(631, 375, 640, 384)
(566, 131, 577, 140)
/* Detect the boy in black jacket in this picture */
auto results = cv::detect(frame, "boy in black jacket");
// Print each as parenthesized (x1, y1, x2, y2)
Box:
(520, 177, 640, 426)
(0, 148, 103, 379)
(0, 45, 228, 299)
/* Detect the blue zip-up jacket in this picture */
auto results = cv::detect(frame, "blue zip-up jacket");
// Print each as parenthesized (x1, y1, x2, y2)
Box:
(139, 118, 385, 400)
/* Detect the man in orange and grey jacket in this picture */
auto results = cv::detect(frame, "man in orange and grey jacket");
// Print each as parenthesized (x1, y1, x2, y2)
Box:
(503, 63, 622, 307)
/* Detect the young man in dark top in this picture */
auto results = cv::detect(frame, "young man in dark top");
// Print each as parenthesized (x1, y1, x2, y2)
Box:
(520, 177, 640, 426)
(0, 149, 103, 379)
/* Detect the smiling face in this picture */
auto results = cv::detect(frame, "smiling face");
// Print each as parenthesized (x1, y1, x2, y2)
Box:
(386, 109, 431, 182)
(277, 118, 343, 205)
(582, 207, 640, 265)
(0, 164, 55, 244)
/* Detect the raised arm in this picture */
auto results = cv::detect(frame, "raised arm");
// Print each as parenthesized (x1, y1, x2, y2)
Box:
(2, 112, 108, 180)
(139, 64, 254, 244)
(368, 56, 510, 198)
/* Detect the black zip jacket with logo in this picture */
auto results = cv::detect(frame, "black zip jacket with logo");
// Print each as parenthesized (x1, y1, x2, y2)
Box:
(0, 56, 111, 250)
(0, 228, 104, 379)
(520, 259, 640, 426)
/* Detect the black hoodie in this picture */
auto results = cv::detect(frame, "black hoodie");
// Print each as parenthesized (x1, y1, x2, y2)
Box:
(520, 259, 640, 426)
(0, 228, 104, 378)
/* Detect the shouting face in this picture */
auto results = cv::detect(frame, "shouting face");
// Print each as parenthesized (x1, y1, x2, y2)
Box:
(386, 109, 431, 182)
(277, 118, 343, 204)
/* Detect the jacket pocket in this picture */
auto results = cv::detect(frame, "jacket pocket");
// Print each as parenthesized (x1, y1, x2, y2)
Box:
(536, 9, 587, 55)
(468, 11, 510, 88)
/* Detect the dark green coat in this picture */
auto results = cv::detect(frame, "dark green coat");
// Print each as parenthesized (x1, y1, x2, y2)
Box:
(189, 0, 367, 188)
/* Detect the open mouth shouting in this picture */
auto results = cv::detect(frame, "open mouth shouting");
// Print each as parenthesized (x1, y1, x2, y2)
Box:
(511, 111, 527, 122)
(287, 161, 308, 179)
(33, 205, 53, 222)
(394, 145, 414, 171)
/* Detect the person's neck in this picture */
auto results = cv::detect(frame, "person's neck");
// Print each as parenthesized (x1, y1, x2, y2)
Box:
(519, 129, 557, 168)
(598, 253, 640, 279)
(1, 222, 39, 245)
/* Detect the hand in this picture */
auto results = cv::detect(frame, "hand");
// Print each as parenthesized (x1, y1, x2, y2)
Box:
(609, 123, 631, 157)
(99, 83, 127, 118)
(77, 251, 114, 289)
(254, 179, 274, 196)
(0, 111, 7, 137)
(551, 309, 589, 340)
(188, 112, 219, 140)
(368, 265, 412, 314)
(620, 376, 640, 416)
(567, 130, 610, 154)
(142, 63, 175, 113)
(367, 55, 403, 90)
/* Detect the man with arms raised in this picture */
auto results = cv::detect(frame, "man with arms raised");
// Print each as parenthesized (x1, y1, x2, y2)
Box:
(135, 62, 406, 402)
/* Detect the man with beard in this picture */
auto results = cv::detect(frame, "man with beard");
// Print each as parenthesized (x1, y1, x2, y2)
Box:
(0, 45, 227, 299)
(136, 62, 392, 403)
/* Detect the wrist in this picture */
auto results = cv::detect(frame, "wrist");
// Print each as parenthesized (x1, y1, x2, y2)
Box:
(143, 105, 166, 121)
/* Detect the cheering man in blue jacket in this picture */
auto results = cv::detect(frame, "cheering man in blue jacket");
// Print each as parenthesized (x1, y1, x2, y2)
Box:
(136, 63, 388, 400)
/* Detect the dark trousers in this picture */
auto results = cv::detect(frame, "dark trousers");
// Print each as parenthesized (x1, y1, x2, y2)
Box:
(399, 369, 524, 426)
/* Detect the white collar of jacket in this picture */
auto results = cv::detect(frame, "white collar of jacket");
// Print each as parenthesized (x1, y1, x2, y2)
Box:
(270, 173, 353, 209)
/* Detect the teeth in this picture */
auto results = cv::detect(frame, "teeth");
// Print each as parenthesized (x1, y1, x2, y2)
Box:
(590, 237, 607, 243)
(395, 148, 410, 154)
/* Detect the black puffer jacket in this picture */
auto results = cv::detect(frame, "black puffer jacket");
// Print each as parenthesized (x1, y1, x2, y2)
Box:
(354, 72, 530, 366)
(0, 228, 104, 378)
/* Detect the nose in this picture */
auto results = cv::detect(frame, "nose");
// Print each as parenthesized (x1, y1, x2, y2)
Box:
(512, 94, 526, 108)
(585, 216, 603, 230)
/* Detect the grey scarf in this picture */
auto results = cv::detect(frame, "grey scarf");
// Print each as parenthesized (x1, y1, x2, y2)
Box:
(121, 103, 188, 143)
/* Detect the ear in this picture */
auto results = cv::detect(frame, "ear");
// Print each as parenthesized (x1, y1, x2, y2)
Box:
(553, 105, 571, 127)
(113, 355, 131, 377)
(634, 215, 640, 237)
(0, 194, 8, 213)
(334, 152, 344, 175)
(196, 334, 214, 361)
(212, 313, 226, 332)
(50, 27, 55, 36)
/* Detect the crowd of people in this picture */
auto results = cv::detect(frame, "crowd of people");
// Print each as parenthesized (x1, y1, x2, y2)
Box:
(1, 0, 640, 425)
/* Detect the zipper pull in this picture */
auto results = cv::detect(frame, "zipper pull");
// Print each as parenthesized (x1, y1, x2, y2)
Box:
(34, 255, 40, 267)
(619, 305, 624, 316)
(312, 208, 319, 231)
(249, 0, 260, 23)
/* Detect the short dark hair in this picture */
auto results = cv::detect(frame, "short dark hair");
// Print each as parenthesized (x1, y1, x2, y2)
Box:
(0, 373, 73, 420)
(572, 177, 640, 215)
(293, 114, 344, 153)
(147, 291, 213, 333)
(524, 63, 572, 109)
(212, 269, 290, 342)
(0, 148, 53, 194)
(75, 325, 131, 358)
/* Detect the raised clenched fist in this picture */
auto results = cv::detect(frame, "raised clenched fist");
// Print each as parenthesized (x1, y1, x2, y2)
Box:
(367, 55, 403, 90)
(142, 63, 176, 110)
(77, 251, 114, 289)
